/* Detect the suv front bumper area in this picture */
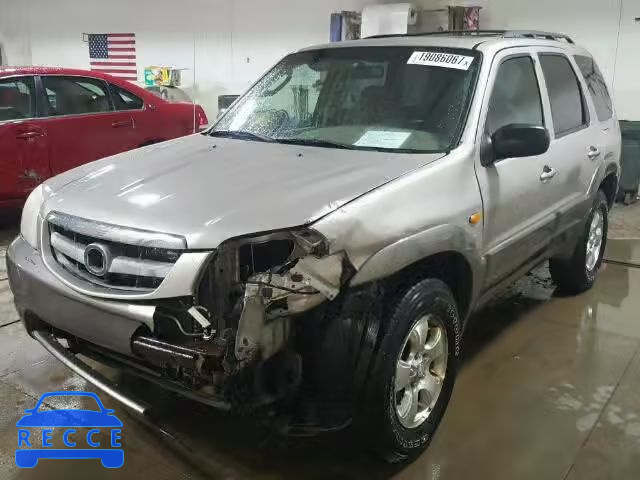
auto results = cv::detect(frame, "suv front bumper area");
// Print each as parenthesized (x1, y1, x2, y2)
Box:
(6, 236, 301, 412)
(7, 235, 375, 429)
(7, 236, 150, 356)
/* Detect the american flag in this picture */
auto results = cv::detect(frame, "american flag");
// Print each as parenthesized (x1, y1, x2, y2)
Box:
(88, 33, 137, 81)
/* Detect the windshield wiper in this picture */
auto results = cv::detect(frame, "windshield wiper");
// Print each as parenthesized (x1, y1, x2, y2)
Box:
(209, 130, 274, 143)
(274, 138, 356, 150)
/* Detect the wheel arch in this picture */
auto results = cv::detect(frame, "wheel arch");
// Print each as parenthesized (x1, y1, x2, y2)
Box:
(382, 251, 475, 322)
(350, 225, 483, 321)
(599, 169, 618, 208)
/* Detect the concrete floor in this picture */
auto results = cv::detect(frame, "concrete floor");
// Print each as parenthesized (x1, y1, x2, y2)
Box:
(1, 206, 640, 479)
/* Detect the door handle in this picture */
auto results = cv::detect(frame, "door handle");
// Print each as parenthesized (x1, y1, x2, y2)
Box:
(587, 146, 601, 159)
(112, 120, 133, 128)
(540, 165, 557, 182)
(16, 131, 44, 140)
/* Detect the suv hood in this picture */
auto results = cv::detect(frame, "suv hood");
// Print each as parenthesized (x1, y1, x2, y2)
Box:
(43, 135, 443, 248)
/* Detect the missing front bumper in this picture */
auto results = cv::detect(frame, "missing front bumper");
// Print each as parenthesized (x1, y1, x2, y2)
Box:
(31, 329, 149, 415)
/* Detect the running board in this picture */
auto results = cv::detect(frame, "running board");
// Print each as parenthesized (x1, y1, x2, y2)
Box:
(31, 330, 150, 415)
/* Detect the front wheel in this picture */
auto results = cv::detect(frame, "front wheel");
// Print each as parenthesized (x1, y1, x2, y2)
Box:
(550, 190, 608, 294)
(359, 278, 462, 463)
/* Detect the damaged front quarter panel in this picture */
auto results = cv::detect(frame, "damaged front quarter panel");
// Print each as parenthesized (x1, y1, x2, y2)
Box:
(202, 230, 350, 365)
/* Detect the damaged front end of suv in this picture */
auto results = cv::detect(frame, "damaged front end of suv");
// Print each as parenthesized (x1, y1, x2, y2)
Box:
(9, 41, 487, 459)
(132, 228, 355, 412)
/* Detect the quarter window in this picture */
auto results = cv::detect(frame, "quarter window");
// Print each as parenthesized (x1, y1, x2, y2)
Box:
(110, 84, 144, 111)
(486, 56, 544, 135)
(574, 55, 613, 122)
(0, 77, 36, 121)
(539, 54, 588, 136)
(41, 76, 112, 116)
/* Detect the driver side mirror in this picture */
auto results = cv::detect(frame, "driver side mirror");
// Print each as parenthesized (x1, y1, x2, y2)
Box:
(481, 124, 550, 166)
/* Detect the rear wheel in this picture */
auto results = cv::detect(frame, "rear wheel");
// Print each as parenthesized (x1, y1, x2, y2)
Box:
(550, 190, 608, 294)
(359, 278, 462, 463)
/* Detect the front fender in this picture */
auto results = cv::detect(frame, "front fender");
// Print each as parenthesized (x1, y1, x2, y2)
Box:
(350, 224, 484, 301)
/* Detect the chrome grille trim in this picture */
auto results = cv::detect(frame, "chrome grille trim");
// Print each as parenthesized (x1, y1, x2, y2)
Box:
(50, 232, 174, 279)
(39, 215, 214, 300)
(55, 253, 155, 292)
(47, 211, 187, 250)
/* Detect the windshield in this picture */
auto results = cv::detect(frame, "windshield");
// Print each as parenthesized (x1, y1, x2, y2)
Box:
(212, 46, 481, 153)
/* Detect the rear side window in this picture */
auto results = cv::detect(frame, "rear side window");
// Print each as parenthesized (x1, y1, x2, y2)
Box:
(486, 56, 544, 135)
(41, 76, 113, 116)
(110, 84, 144, 110)
(0, 77, 36, 121)
(574, 55, 613, 122)
(539, 54, 588, 136)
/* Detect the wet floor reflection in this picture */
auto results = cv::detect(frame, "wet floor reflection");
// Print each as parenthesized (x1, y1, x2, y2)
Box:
(105, 266, 565, 480)
(2, 240, 640, 479)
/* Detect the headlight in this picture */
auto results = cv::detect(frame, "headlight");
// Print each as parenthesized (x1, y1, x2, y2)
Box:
(20, 185, 46, 250)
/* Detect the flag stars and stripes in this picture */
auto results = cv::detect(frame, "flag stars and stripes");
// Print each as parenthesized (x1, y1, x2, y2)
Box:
(88, 33, 137, 81)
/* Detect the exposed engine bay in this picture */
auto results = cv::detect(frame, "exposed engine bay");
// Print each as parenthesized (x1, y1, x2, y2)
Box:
(125, 229, 353, 408)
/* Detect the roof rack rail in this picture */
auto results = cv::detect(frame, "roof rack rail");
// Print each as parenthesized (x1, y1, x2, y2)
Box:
(366, 29, 574, 44)
(503, 30, 574, 43)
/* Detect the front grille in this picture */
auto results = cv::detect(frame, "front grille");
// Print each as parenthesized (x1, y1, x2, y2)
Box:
(46, 213, 185, 292)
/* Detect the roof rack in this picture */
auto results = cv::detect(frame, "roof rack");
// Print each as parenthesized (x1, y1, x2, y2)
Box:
(366, 29, 574, 44)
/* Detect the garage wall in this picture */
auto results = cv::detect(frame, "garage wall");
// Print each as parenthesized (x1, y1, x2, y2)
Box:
(0, 1, 32, 67)
(480, 0, 640, 120)
(0, 0, 394, 115)
(1, 0, 639, 119)
(417, 0, 638, 120)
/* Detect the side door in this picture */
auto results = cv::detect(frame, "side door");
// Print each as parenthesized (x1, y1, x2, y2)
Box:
(37, 75, 135, 175)
(533, 50, 599, 242)
(475, 49, 557, 288)
(573, 53, 620, 180)
(108, 82, 152, 147)
(0, 75, 50, 203)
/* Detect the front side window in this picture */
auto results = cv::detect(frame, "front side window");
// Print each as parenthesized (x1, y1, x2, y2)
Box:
(41, 76, 112, 116)
(0, 76, 36, 121)
(539, 54, 588, 136)
(486, 56, 544, 135)
(213, 47, 482, 153)
(110, 84, 144, 110)
(574, 55, 613, 122)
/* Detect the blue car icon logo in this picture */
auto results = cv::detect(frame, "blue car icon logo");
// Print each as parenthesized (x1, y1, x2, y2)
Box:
(16, 391, 124, 468)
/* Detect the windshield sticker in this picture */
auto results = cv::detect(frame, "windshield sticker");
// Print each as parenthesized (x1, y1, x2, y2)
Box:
(407, 51, 474, 71)
(354, 130, 411, 149)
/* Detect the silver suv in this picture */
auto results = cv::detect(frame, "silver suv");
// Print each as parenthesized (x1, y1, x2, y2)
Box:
(7, 30, 621, 461)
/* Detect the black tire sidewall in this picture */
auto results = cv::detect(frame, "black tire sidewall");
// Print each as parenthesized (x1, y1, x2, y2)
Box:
(551, 191, 609, 293)
(362, 278, 462, 461)
(581, 192, 609, 285)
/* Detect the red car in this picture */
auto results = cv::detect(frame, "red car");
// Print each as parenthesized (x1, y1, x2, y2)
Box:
(0, 67, 208, 209)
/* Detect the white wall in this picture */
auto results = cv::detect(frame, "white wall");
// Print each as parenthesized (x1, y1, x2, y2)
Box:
(1, 0, 639, 118)
(0, 0, 393, 116)
(480, 0, 639, 120)
(0, 0, 32, 66)
(415, 0, 638, 119)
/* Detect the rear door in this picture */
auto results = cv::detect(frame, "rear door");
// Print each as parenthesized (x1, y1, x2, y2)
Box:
(0, 75, 50, 203)
(573, 54, 620, 173)
(108, 82, 154, 146)
(534, 50, 599, 239)
(38, 75, 135, 175)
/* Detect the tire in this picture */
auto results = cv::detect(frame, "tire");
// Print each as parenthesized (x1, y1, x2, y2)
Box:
(550, 190, 608, 294)
(359, 278, 462, 463)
